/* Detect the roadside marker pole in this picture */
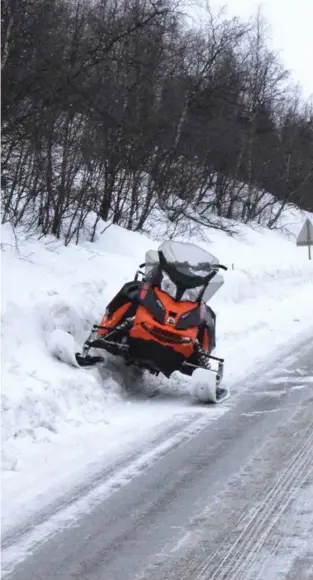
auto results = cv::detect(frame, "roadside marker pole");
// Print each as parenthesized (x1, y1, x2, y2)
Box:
(296, 218, 313, 261)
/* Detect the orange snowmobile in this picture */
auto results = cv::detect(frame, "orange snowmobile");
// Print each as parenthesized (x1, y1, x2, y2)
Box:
(75, 241, 228, 402)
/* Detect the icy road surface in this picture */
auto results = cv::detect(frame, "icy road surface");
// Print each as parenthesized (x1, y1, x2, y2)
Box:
(2, 342, 313, 580)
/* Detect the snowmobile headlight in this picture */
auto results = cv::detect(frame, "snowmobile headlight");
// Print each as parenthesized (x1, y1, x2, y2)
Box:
(176, 307, 200, 330)
(141, 287, 166, 324)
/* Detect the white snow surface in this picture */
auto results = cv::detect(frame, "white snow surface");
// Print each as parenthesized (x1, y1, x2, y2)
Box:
(1, 208, 313, 528)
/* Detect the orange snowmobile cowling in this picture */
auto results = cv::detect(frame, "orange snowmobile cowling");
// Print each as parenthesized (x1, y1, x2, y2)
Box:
(130, 286, 203, 357)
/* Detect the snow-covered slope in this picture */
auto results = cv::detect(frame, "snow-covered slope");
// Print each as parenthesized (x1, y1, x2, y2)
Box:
(1, 209, 313, 478)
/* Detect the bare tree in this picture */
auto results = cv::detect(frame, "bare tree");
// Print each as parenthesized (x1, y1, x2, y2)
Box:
(2, 0, 312, 244)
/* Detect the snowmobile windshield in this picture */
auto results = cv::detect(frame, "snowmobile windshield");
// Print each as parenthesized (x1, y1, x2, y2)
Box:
(157, 272, 203, 301)
(145, 241, 224, 303)
(159, 241, 218, 278)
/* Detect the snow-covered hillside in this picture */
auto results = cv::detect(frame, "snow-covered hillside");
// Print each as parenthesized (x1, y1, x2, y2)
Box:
(1, 208, 313, 514)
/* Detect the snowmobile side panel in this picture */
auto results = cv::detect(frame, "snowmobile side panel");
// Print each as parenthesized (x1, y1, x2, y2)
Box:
(106, 281, 141, 316)
(98, 302, 132, 336)
(202, 328, 210, 353)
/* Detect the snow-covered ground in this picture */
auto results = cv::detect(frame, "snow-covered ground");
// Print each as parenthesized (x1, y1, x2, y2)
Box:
(1, 208, 313, 529)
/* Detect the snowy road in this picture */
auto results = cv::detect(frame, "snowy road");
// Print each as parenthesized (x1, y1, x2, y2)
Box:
(2, 341, 313, 580)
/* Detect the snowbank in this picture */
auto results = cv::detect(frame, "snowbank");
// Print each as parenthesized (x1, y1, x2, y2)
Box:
(1, 209, 313, 473)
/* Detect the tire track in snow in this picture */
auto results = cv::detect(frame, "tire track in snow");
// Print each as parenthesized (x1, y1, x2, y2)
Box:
(1, 411, 214, 576)
(252, 472, 313, 580)
(140, 400, 313, 580)
(200, 424, 313, 580)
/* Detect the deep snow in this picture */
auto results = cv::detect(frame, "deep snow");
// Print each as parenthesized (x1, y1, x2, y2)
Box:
(1, 208, 313, 528)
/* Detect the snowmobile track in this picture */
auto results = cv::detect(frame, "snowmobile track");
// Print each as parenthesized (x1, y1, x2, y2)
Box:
(139, 400, 313, 580)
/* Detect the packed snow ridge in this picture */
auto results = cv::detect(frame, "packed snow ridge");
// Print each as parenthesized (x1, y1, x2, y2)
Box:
(1, 208, 313, 474)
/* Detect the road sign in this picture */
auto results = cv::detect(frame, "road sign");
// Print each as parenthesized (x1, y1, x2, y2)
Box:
(296, 218, 313, 260)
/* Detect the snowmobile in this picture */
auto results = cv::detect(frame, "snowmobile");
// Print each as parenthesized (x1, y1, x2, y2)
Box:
(74, 240, 228, 403)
